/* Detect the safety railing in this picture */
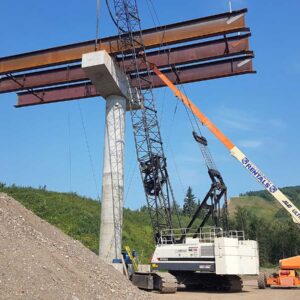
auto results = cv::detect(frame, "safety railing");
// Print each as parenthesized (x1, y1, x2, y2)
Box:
(158, 226, 245, 244)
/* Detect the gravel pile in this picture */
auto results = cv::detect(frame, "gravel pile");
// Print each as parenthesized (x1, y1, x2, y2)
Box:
(0, 193, 151, 300)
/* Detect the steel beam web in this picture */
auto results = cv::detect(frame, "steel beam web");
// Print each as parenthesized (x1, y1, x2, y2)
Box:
(110, 0, 180, 241)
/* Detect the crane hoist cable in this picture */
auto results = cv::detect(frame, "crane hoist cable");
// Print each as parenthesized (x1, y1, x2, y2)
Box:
(95, 0, 101, 50)
(142, 2, 207, 170)
(105, 0, 125, 32)
(171, 65, 218, 173)
(172, 74, 228, 233)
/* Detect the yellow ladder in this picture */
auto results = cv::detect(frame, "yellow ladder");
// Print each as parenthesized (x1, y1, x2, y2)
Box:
(125, 245, 138, 272)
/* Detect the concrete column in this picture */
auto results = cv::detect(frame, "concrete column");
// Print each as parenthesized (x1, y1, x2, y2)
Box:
(82, 50, 129, 266)
(99, 95, 126, 264)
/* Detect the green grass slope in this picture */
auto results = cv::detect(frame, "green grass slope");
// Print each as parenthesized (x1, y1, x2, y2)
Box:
(0, 184, 154, 262)
(228, 185, 300, 221)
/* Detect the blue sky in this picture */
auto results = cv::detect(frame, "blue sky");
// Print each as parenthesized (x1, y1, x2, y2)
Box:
(0, 0, 299, 209)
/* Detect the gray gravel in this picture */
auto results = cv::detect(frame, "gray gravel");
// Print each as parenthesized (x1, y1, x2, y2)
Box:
(0, 193, 151, 300)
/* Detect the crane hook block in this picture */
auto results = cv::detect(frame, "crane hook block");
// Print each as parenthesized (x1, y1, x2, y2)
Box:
(192, 131, 208, 146)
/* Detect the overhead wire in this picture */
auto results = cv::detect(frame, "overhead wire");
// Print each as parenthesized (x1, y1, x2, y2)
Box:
(148, 0, 161, 26)
(142, 1, 216, 174)
(146, 0, 160, 27)
(77, 102, 100, 200)
(67, 107, 72, 193)
(124, 160, 138, 203)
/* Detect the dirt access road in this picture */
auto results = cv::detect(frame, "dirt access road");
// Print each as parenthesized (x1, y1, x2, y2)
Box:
(154, 280, 299, 300)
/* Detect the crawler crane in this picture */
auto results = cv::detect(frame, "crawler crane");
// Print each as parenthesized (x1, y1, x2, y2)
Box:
(149, 63, 300, 292)
(107, 0, 260, 293)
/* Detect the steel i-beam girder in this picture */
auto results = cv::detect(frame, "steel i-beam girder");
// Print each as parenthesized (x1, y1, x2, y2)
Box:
(0, 9, 248, 75)
(0, 8, 254, 108)
(16, 55, 254, 107)
(0, 34, 251, 94)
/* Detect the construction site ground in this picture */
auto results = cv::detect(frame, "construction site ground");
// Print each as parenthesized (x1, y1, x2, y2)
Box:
(155, 279, 299, 300)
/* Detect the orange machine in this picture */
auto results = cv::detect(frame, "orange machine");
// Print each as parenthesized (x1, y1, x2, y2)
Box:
(258, 256, 300, 288)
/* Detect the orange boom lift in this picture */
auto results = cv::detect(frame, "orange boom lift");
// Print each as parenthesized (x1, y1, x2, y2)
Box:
(258, 256, 300, 288)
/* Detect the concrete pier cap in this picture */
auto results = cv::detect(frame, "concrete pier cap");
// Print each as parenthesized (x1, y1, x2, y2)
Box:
(82, 50, 130, 100)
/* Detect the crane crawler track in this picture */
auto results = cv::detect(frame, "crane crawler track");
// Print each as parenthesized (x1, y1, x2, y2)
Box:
(172, 272, 243, 292)
(154, 272, 178, 293)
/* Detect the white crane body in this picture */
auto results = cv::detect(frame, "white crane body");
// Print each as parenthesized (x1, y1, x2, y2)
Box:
(151, 227, 259, 275)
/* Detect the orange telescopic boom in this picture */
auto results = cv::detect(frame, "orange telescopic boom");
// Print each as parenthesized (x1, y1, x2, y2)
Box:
(280, 256, 300, 270)
(150, 63, 234, 151)
(149, 63, 300, 225)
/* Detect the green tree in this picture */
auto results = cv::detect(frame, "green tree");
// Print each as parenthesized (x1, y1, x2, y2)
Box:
(171, 199, 181, 214)
(183, 187, 197, 217)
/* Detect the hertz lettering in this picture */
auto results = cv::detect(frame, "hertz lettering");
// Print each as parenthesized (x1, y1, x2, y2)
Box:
(242, 157, 278, 193)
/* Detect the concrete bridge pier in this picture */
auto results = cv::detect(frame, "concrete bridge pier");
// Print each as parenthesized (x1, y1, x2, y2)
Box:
(82, 50, 129, 265)
(100, 94, 126, 263)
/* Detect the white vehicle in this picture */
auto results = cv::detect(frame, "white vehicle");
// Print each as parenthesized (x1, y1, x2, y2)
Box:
(150, 227, 259, 291)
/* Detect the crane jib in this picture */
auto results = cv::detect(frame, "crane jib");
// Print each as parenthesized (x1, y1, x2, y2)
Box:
(231, 146, 300, 223)
(241, 157, 278, 193)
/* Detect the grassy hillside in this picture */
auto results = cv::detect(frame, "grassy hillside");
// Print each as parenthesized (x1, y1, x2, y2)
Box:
(0, 183, 154, 263)
(1, 183, 299, 266)
(228, 186, 300, 266)
(228, 195, 280, 220)
(228, 185, 300, 221)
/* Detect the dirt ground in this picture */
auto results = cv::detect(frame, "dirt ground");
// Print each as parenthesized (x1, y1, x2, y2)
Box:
(154, 279, 299, 300)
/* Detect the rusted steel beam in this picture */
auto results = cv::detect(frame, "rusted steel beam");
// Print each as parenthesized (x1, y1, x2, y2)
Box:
(140, 55, 255, 89)
(0, 9, 248, 75)
(0, 66, 85, 94)
(16, 56, 254, 108)
(16, 83, 96, 107)
(120, 33, 251, 71)
(0, 34, 251, 94)
(16, 82, 137, 110)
